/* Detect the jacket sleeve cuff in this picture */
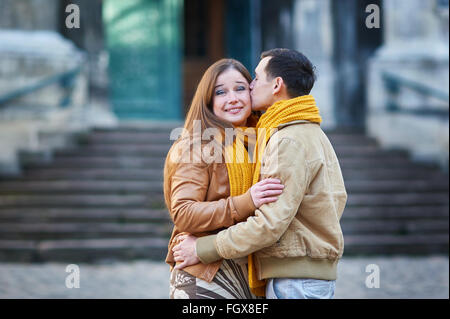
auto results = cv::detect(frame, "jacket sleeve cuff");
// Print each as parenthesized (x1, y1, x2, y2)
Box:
(196, 235, 222, 264)
(231, 188, 257, 221)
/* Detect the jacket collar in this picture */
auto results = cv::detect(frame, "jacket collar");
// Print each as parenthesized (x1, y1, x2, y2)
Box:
(277, 119, 313, 129)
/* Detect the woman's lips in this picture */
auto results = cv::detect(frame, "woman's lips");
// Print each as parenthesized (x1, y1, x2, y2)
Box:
(226, 107, 243, 114)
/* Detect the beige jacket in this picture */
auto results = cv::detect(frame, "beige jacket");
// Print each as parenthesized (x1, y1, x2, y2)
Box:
(196, 121, 347, 281)
(164, 138, 257, 282)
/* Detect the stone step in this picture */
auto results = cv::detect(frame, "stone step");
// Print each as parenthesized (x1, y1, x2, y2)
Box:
(56, 145, 408, 159)
(341, 206, 449, 219)
(0, 180, 164, 195)
(343, 234, 449, 255)
(339, 157, 430, 169)
(0, 179, 446, 195)
(0, 194, 166, 209)
(86, 130, 379, 146)
(87, 132, 179, 145)
(15, 167, 443, 182)
(24, 157, 167, 169)
(22, 156, 421, 170)
(343, 180, 449, 193)
(55, 143, 404, 159)
(327, 134, 378, 146)
(19, 168, 163, 181)
(0, 222, 172, 240)
(0, 237, 169, 262)
(55, 149, 410, 163)
(0, 193, 446, 208)
(334, 147, 407, 158)
(93, 126, 179, 134)
(1, 206, 446, 223)
(0, 208, 170, 223)
(341, 168, 446, 180)
(341, 219, 449, 235)
(55, 144, 172, 157)
(1, 219, 444, 241)
(0, 205, 447, 224)
(347, 193, 449, 206)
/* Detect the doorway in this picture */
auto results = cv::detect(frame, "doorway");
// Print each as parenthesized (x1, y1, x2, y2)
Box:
(103, 0, 183, 120)
(183, 0, 225, 116)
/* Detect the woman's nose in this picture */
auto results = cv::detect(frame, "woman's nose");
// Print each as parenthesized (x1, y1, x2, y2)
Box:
(228, 92, 238, 104)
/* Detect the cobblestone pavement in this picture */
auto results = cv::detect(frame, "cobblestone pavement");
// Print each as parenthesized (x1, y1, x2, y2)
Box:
(0, 255, 448, 299)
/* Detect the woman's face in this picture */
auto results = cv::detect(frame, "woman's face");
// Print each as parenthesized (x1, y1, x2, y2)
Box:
(212, 68, 252, 127)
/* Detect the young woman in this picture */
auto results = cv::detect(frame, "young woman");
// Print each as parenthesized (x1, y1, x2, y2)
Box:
(164, 59, 284, 299)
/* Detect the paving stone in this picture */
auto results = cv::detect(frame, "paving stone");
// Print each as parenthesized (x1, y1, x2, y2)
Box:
(0, 255, 448, 299)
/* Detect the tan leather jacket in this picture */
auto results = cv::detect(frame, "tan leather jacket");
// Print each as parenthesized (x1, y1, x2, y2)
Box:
(164, 137, 256, 282)
(196, 121, 348, 281)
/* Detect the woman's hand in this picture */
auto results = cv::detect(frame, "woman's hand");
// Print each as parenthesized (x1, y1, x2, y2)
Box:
(250, 178, 284, 208)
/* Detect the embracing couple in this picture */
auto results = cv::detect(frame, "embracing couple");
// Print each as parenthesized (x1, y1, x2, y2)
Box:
(164, 48, 347, 299)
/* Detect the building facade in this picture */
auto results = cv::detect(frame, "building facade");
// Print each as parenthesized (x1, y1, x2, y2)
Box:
(0, 0, 448, 174)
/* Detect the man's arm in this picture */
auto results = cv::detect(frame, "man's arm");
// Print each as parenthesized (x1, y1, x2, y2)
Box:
(196, 137, 310, 264)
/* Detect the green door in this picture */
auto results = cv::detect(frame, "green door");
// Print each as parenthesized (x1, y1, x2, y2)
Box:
(225, 0, 252, 72)
(103, 0, 182, 120)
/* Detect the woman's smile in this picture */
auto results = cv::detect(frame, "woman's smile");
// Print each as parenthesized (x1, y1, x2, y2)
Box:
(225, 106, 244, 114)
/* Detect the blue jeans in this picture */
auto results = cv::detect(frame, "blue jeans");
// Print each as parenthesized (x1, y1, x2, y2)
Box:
(266, 278, 336, 299)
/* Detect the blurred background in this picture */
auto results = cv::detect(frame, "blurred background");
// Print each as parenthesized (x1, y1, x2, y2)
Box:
(0, 0, 448, 298)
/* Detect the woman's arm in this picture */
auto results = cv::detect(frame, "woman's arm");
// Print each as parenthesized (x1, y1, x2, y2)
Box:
(169, 160, 251, 234)
(169, 161, 284, 234)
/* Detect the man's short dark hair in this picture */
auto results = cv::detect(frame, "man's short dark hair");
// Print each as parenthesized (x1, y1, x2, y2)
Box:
(261, 48, 316, 98)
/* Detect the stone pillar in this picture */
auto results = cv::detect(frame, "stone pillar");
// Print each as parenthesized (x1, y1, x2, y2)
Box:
(292, 0, 336, 129)
(367, 0, 449, 169)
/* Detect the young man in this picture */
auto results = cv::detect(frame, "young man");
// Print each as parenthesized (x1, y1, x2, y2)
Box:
(172, 48, 347, 299)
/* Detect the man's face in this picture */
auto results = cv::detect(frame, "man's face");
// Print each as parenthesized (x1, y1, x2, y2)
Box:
(249, 57, 275, 111)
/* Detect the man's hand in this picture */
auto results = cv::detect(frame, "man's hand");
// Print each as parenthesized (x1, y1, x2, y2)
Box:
(172, 234, 200, 269)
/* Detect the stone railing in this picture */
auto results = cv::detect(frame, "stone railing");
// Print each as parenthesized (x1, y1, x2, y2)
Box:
(382, 71, 449, 116)
(0, 66, 82, 108)
(0, 30, 89, 176)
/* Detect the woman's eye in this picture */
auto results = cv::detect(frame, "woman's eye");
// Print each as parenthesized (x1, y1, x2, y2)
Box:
(215, 90, 225, 95)
(236, 86, 247, 91)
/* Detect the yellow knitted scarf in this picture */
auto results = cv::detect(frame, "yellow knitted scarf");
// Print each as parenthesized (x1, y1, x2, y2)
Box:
(224, 127, 256, 196)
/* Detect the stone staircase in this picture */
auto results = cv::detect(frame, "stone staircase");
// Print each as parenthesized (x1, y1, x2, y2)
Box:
(0, 126, 448, 262)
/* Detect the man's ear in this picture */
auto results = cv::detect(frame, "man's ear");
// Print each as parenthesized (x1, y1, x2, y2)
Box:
(272, 77, 284, 95)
